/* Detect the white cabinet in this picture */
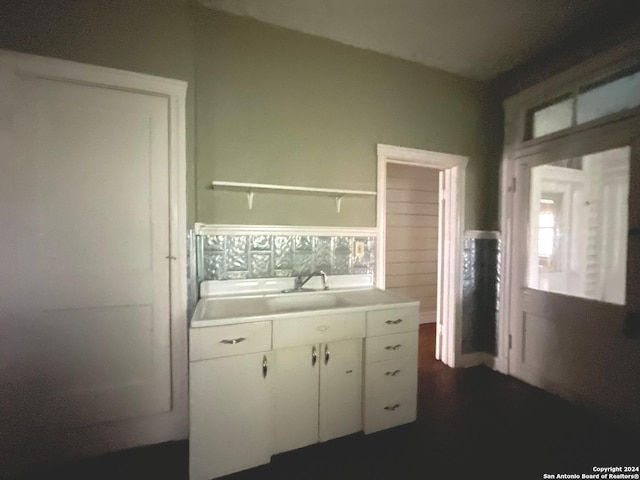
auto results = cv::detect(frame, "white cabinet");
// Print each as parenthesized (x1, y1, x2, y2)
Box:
(272, 311, 365, 453)
(190, 352, 272, 480)
(363, 307, 419, 434)
(272, 344, 319, 454)
(189, 299, 419, 480)
(273, 339, 362, 454)
(189, 321, 273, 480)
(318, 339, 363, 441)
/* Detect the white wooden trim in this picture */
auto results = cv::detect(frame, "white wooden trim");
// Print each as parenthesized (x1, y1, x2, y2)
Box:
(503, 48, 640, 153)
(194, 223, 378, 238)
(168, 80, 189, 439)
(0, 49, 187, 95)
(0, 50, 190, 468)
(454, 352, 490, 368)
(420, 311, 437, 324)
(376, 143, 468, 368)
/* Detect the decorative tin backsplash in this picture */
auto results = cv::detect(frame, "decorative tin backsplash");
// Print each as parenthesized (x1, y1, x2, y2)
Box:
(462, 233, 500, 355)
(195, 234, 376, 282)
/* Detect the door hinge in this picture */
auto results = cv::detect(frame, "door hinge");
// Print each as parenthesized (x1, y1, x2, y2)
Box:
(510, 177, 516, 193)
(508, 334, 513, 350)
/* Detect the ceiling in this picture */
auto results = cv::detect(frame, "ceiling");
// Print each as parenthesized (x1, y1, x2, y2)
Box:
(199, 0, 625, 81)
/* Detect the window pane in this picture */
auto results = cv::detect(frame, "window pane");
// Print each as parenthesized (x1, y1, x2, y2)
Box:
(527, 147, 630, 305)
(529, 97, 573, 139)
(538, 228, 555, 257)
(538, 210, 555, 228)
(577, 70, 640, 124)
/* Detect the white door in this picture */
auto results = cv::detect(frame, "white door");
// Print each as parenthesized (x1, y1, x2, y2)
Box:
(0, 54, 185, 473)
(318, 339, 363, 442)
(189, 353, 272, 480)
(510, 132, 640, 425)
(272, 344, 320, 454)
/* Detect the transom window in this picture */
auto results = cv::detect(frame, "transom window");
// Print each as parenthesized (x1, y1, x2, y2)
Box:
(526, 66, 640, 140)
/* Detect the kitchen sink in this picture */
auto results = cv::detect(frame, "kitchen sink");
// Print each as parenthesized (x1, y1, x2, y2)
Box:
(266, 293, 349, 313)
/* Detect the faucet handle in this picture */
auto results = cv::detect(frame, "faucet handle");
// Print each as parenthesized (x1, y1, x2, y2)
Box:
(319, 271, 329, 290)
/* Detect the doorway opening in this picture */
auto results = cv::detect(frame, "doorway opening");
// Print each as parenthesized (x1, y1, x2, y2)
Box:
(384, 164, 439, 322)
(376, 144, 467, 368)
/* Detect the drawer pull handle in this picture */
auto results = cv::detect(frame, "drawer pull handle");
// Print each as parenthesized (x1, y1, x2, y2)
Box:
(220, 337, 246, 345)
(384, 344, 402, 351)
(316, 325, 330, 332)
(385, 369, 401, 376)
(262, 355, 268, 378)
(384, 403, 401, 411)
(312, 345, 318, 367)
(385, 319, 403, 325)
(324, 344, 330, 365)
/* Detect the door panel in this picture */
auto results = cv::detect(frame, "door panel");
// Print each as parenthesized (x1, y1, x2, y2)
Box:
(319, 339, 362, 442)
(190, 353, 272, 480)
(272, 344, 320, 454)
(0, 60, 176, 470)
(510, 141, 640, 425)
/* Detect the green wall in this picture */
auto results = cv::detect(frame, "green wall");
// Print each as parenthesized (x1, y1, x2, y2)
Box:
(194, 8, 497, 228)
(0, 0, 198, 226)
(0, 1, 500, 230)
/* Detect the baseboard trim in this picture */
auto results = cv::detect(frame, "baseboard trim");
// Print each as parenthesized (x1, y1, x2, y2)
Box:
(455, 352, 497, 368)
(419, 310, 436, 324)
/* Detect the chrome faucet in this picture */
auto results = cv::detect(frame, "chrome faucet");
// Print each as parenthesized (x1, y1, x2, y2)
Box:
(294, 270, 329, 291)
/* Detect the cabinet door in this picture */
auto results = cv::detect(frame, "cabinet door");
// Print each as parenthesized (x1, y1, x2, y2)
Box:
(272, 344, 320, 454)
(319, 339, 363, 442)
(189, 353, 272, 480)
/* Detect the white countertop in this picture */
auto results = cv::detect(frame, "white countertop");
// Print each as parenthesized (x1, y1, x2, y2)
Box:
(191, 287, 419, 328)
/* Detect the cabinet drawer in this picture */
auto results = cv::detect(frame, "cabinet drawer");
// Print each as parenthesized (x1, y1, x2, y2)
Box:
(364, 357, 417, 399)
(364, 331, 418, 363)
(190, 321, 272, 361)
(273, 312, 365, 349)
(363, 391, 417, 434)
(366, 306, 419, 337)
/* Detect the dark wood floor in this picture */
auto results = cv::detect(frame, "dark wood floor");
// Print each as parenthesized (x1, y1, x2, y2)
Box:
(20, 324, 638, 480)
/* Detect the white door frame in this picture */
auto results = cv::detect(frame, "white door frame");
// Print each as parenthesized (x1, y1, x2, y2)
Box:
(0, 49, 188, 469)
(376, 144, 467, 367)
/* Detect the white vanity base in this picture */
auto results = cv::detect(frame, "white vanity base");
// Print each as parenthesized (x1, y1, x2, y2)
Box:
(189, 278, 419, 480)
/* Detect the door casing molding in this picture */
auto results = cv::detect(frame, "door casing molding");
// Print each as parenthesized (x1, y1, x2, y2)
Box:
(376, 144, 467, 367)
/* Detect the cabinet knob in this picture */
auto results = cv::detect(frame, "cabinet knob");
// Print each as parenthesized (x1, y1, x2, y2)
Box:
(385, 319, 403, 325)
(311, 345, 318, 366)
(384, 344, 402, 351)
(324, 344, 330, 365)
(262, 355, 268, 378)
(384, 403, 401, 411)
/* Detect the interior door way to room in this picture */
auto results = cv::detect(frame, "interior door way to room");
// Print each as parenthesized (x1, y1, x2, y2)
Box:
(0, 51, 187, 476)
(376, 144, 468, 368)
(508, 125, 640, 425)
(385, 164, 440, 325)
